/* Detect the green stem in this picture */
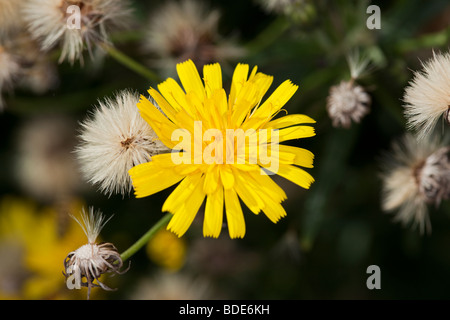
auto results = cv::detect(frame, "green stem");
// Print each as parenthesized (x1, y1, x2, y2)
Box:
(102, 43, 162, 83)
(120, 213, 172, 262)
(244, 17, 291, 55)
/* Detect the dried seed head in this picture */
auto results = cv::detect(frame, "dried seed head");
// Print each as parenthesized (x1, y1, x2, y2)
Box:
(142, 0, 245, 75)
(326, 80, 371, 128)
(380, 134, 450, 234)
(63, 207, 128, 299)
(416, 146, 450, 205)
(403, 50, 450, 140)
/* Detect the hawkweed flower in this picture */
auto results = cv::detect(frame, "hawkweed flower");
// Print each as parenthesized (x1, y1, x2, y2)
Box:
(75, 90, 168, 196)
(326, 51, 372, 129)
(129, 59, 316, 239)
(63, 207, 127, 299)
(403, 50, 450, 140)
(22, 0, 133, 64)
(380, 134, 450, 234)
(142, 0, 244, 76)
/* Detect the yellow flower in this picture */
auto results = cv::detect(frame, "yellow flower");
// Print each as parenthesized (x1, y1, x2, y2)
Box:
(0, 196, 89, 299)
(129, 60, 315, 239)
(146, 229, 187, 272)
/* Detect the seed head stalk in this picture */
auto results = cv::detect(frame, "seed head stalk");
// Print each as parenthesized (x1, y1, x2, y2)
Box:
(101, 43, 162, 83)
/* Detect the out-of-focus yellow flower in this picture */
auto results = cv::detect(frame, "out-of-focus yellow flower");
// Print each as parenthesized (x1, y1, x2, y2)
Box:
(146, 229, 187, 272)
(0, 196, 95, 299)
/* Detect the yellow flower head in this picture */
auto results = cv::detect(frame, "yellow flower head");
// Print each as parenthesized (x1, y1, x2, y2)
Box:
(129, 60, 315, 239)
(146, 229, 187, 272)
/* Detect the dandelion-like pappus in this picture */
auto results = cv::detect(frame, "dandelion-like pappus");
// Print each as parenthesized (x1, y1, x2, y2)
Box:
(403, 50, 450, 140)
(22, 0, 133, 64)
(326, 50, 372, 128)
(380, 134, 450, 234)
(63, 207, 128, 299)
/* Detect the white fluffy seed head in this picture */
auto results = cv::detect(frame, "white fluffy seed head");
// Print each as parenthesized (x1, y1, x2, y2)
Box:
(75, 90, 168, 196)
(403, 50, 450, 141)
(22, 0, 133, 64)
(326, 80, 371, 128)
(380, 134, 450, 234)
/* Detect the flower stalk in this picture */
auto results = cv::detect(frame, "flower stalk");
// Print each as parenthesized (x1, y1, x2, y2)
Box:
(102, 43, 162, 83)
(120, 213, 173, 262)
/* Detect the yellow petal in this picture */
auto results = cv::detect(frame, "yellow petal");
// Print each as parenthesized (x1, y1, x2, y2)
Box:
(137, 95, 178, 148)
(276, 126, 316, 143)
(203, 188, 224, 238)
(203, 63, 222, 98)
(264, 114, 316, 129)
(203, 166, 220, 194)
(232, 171, 264, 214)
(231, 73, 273, 127)
(129, 162, 184, 198)
(273, 164, 315, 189)
(157, 78, 188, 113)
(278, 145, 314, 168)
(220, 166, 235, 189)
(229, 63, 249, 109)
(162, 174, 202, 213)
(261, 197, 287, 223)
(176, 59, 206, 100)
(224, 188, 245, 239)
(166, 174, 206, 237)
(253, 80, 298, 120)
(247, 170, 287, 204)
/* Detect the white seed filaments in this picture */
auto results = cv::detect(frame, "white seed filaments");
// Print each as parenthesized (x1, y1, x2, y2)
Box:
(75, 90, 168, 196)
(22, 0, 132, 64)
(326, 50, 372, 128)
(63, 207, 128, 299)
(380, 135, 450, 234)
(403, 50, 450, 140)
(416, 146, 450, 206)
